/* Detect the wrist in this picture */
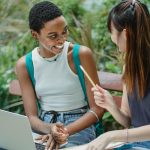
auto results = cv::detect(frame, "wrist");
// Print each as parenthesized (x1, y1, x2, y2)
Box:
(89, 110, 99, 122)
(105, 130, 121, 143)
(64, 127, 69, 136)
(106, 131, 115, 142)
(48, 124, 52, 134)
(43, 123, 52, 134)
(125, 128, 128, 143)
(108, 104, 118, 114)
(110, 129, 129, 143)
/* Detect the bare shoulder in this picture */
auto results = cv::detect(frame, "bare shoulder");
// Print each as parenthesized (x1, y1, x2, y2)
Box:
(69, 43, 92, 58)
(69, 43, 96, 69)
(79, 45, 93, 58)
(16, 56, 27, 75)
(16, 56, 25, 68)
(78, 45, 95, 66)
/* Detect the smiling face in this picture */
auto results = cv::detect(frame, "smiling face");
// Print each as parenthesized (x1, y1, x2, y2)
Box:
(110, 22, 127, 52)
(31, 16, 68, 56)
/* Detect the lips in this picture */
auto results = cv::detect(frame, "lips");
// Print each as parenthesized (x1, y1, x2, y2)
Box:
(55, 44, 64, 49)
(52, 44, 64, 53)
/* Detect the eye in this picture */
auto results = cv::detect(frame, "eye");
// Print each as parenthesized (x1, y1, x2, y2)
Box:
(62, 27, 68, 35)
(47, 34, 57, 40)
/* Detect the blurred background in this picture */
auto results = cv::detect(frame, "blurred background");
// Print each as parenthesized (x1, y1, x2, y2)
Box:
(0, 0, 149, 131)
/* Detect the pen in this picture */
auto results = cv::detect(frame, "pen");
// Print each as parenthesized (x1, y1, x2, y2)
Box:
(80, 65, 96, 87)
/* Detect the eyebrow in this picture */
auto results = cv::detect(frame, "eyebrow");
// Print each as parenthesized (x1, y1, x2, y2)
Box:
(48, 25, 68, 35)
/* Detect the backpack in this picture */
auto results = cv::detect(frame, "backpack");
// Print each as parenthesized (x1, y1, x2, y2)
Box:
(26, 44, 104, 137)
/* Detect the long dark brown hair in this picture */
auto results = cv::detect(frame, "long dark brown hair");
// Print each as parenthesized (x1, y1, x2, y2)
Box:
(107, 0, 150, 98)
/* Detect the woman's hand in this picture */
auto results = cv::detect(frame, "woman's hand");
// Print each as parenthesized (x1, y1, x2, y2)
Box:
(35, 122, 69, 150)
(92, 84, 117, 111)
(87, 132, 112, 150)
(35, 134, 58, 150)
(51, 122, 69, 144)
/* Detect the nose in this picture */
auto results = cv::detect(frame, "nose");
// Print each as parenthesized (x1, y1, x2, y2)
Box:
(57, 34, 65, 40)
(56, 34, 66, 44)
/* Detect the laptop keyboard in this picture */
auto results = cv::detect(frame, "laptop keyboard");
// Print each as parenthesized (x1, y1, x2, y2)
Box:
(35, 142, 45, 150)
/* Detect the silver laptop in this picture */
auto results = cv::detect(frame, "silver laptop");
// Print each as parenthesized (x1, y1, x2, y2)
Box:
(0, 109, 45, 150)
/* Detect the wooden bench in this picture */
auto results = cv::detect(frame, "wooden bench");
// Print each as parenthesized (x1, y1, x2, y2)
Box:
(9, 71, 123, 107)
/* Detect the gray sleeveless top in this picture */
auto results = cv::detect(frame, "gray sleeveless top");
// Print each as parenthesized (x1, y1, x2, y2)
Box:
(128, 84, 150, 127)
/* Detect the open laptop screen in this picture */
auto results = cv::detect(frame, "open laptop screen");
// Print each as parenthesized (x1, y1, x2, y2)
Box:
(0, 110, 37, 150)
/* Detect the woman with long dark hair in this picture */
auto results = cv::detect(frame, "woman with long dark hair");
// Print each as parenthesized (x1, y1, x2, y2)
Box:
(88, 0, 150, 149)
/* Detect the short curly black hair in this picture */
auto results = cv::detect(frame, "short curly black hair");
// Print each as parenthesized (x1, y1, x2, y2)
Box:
(29, 1, 63, 33)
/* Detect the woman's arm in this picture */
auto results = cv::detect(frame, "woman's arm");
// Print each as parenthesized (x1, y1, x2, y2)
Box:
(92, 82, 131, 128)
(87, 125, 150, 150)
(118, 125, 150, 143)
(108, 84, 131, 127)
(65, 45, 105, 135)
(16, 56, 68, 148)
(16, 56, 52, 134)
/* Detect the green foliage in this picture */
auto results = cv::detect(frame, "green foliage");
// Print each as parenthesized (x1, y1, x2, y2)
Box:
(54, 0, 122, 71)
(0, 0, 150, 128)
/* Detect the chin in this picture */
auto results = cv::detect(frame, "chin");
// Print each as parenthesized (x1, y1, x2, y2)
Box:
(50, 46, 62, 54)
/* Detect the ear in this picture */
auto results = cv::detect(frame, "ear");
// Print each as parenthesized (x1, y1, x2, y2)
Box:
(122, 28, 127, 34)
(31, 30, 38, 40)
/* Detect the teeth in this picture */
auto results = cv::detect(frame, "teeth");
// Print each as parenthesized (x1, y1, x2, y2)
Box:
(56, 45, 64, 49)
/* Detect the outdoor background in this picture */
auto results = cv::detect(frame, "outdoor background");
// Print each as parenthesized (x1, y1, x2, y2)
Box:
(0, 0, 149, 131)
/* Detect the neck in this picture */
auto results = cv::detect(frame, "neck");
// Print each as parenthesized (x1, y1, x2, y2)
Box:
(38, 47, 55, 58)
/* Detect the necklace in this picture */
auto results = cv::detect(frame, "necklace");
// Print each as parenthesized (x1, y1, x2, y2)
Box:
(38, 48, 61, 62)
(43, 54, 60, 62)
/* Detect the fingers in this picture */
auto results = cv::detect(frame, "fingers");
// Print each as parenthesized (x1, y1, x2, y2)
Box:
(55, 122, 64, 128)
(35, 135, 48, 144)
(51, 123, 69, 144)
(58, 126, 69, 136)
(91, 84, 105, 93)
(41, 134, 63, 150)
(91, 84, 107, 101)
(53, 133, 68, 144)
(93, 89, 105, 104)
(94, 91, 104, 99)
(96, 84, 105, 93)
(42, 135, 49, 143)
(95, 99, 104, 105)
(51, 124, 62, 136)
(52, 122, 64, 134)
(52, 131, 66, 143)
(55, 143, 59, 150)
(35, 135, 43, 140)
(45, 134, 55, 150)
(91, 84, 108, 109)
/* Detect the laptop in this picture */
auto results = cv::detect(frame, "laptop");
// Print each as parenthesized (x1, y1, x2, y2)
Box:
(0, 109, 46, 150)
